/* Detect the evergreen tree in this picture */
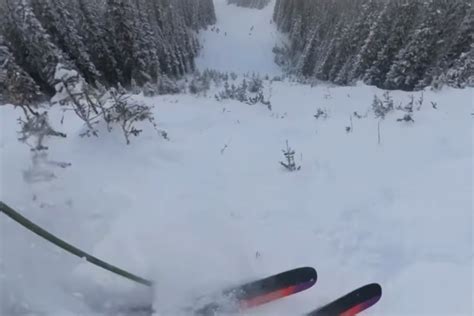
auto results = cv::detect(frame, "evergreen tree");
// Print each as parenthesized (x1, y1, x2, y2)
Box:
(274, 0, 471, 91)
(2, 0, 61, 94)
(105, 0, 137, 86)
(0, 35, 42, 105)
(364, 0, 421, 89)
(351, 0, 392, 83)
(385, 0, 443, 90)
(30, 0, 99, 84)
(132, 0, 160, 85)
(432, 2, 473, 88)
(336, 0, 383, 84)
(76, 0, 121, 85)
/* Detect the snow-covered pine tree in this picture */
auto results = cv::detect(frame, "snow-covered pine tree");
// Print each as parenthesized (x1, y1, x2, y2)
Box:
(353, 1, 393, 84)
(197, 0, 217, 28)
(0, 35, 42, 105)
(179, 0, 216, 30)
(297, 1, 339, 77)
(131, 0, 160, 85)
(274, 0, 472, 91)
(0, 0, 217, 103)
(327, 0, 363, 84)
(76, 0, 121, 85)
(105, 0, 137, 87)
(30, 0, 99, 85)
(335, 0, 383, 85)
(433, 2, 474, 88)
(385, 0, 443, 90)
(2, 0, 61, 94)
(364, 0, 421, 89)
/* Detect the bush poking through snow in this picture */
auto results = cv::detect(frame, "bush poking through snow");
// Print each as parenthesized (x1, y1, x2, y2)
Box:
(314, 108, 328, 120)
(156, 75, 182, 95)
(280, 140, 301, 172)
(216, 77, 272, 110)
(104, 89, 168, 145)
(189, 72, 212, 95)
(396, 95, 418, 123)
(248, 76, 264, 93)
(50, 64, 167, 144)
(346, 115, 354, 133)
(17, 110, 66, 152)
(416, 92, 424, 111)
(52, 64, 103, 136)
(397, 114, 415, 123)
(17, 109, 69, 183)
(372, 91, 394, 119)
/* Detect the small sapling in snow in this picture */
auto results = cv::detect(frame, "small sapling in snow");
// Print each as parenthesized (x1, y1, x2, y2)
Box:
(314, 108, 328, 120)
(280, 140, 301, 172)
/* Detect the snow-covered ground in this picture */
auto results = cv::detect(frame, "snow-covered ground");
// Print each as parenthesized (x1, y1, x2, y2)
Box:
(1, 1, 473, 315)
(195, 0, 282, 76)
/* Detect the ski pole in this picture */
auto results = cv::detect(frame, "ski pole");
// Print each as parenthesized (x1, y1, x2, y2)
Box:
(0, 201, 153, 287)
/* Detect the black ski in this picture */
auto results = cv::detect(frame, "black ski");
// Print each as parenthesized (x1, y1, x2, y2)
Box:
(195, 267, 317, 315)
(306, 283, 382, 316)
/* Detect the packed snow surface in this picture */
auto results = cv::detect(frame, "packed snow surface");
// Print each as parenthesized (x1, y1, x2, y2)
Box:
(1, 0, 472, 315)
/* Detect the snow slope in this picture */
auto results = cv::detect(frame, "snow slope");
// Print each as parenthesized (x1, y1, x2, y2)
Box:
(195, 0, 282, 76)
(1, 1, 473, 316)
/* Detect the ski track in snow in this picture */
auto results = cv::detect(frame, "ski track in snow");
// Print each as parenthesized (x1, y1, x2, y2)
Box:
(0, 1, 473, 316)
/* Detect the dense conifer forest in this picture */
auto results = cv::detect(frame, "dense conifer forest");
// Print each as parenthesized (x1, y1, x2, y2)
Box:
(0, 0, 216, 103)
(273, 0, 473, 90)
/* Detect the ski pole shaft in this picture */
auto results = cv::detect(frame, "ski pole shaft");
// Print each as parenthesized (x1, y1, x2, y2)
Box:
(0, 201, 153, 287)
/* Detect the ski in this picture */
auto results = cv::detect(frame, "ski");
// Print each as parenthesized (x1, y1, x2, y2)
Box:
(306, 283, 382, 316)
(195, 267, 317, 315)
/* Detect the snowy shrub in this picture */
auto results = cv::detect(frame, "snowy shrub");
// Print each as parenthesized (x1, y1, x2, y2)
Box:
(394, 95, 415, 123)
(103, 89, 168, 145)
(216, 78, 272, 110)
(249, 91, 272, 110)
(52, 63, 102, 135)
(415, 92, 424, 111)
(345, 115, 354, 133)
(16, 108, 70, 183)
(216, 81, 239, 101)
(199, 69, 228, 86)
(130, 78, 142, 95)
(17, 110, 66, 152)
(51, 64, 166, 144)
(353, 110, 369, 119)
(395, 94, 425, 123)
(143, 82, 157, 97)
(314, 108, 328, 120)
(248, 76, 264, 93)
(280, 140, 300, 172)
(273, 45, 291, 69)
(372, 91, 394, 119)
(189, 72, 212, 95)
(397, 114, 415, 123)
(401, 95, 415, 113)
(156, 75, 182, 95)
